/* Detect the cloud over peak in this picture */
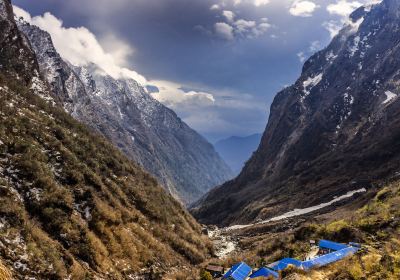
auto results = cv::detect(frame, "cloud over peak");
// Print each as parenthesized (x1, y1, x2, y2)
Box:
(150, 81, 215, 108)
(14, 5, 222, 133)
(327, 0, 363, 17)
(14, 6, 147, 85)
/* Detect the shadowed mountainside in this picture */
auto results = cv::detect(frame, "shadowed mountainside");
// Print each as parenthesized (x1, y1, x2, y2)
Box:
(193, 0, 400, 226)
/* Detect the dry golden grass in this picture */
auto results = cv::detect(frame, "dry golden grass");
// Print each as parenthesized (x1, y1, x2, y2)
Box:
(0, 68, 211, 278)
(0, 260, 12, 280)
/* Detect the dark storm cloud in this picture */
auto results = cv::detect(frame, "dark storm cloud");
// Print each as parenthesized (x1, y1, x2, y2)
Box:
(13, 0, 375, 140)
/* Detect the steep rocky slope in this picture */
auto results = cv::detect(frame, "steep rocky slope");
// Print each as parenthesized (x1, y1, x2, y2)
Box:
(193, 0, 400, 226)
(16, 19, 232, 205)
(0, 1, 211, 278)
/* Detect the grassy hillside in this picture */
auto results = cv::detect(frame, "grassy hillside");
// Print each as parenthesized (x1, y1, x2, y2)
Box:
(0, 1, 211, 278)
(292, 181, 400, 279)
(0, 72, 212, 279)
(210, 180, 400, 279)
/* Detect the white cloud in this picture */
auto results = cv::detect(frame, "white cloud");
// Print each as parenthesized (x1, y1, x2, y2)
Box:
(289, 0, 319, 17)
(327, 0, 363, 17)
(214, 22, 235, 40)
(296, 40, 322, 63)
(309, 40, 321, 52)
(323, 0, 375, 38)
(234, 19, 271, 38)
(213, 0, 270, 7)
(253, 0, 270, 6)
(209, 8, 271, 41)
(13, 6, 32, 22)
(14, 4, 266, 139)
(255, 22, 271, 35)
(222, 10, 235, 22)
(194, 24, 212, 36)
(210, 4, 220, 10)
(14, 6, 147, 85)
(322, 20, 344, 38)
(297, 51, 307, 62)
(323, 0, 376, 38)
(149, 80, 215, 108)
(234, 19, 257, 34)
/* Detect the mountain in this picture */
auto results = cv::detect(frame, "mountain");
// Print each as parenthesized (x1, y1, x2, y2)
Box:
(214, 134, 262, 175)
(0, 1, 211, 278)
(192, 0, 400, 226)
(15, 19, 232, 205)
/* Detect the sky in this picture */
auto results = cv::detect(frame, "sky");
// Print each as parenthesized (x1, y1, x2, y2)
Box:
(13, 0, 379, 142)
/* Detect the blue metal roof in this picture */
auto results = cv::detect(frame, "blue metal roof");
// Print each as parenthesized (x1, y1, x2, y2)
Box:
(302, 247, 359, 270)
(249, 267, 279, 279)
(223, 262, 252, 280)
(270, 258, 303, 271)
(319, 240, 348, 251)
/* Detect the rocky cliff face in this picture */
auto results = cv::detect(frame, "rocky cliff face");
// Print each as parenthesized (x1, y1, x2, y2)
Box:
(0, 0, 38, 86)
(16, 20, 232, 204)
(193, 0, 400, 226)
(0, 1, 211, 278)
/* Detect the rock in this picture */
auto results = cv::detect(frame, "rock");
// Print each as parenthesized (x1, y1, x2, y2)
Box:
(16, 19, 233, 205)
(193, 0, 400, 225)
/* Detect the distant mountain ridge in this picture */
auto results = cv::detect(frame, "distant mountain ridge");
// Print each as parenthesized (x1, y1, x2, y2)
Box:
(16, 18, 233, 204)
(193, 0, 400, 226)
(215, 133, 262, 175)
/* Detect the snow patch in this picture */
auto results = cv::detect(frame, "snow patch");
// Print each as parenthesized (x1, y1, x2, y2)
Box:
(84, 206, 92, 221)
(349, 36, 360, 57)
(303, 73, 323, 97)
(225, 188, 367, 231)
(344, 93, 354, 105)
(0, 218, 7, 230)
(326, 51, 338, 63)
(348, 17, 364, 34)
(29, 188, 42, 201)
(383, 91, 397, 104)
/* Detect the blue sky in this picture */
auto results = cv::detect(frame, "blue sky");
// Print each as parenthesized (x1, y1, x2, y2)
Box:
(14, 0, 378, 142)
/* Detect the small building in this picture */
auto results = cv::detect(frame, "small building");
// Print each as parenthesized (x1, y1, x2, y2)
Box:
(223, 262, 252, 280)
(205, 264, 225, 278)
(302, 246, 359, 270)
(268, 258, 303, 271)
(249, 267, 279, 279)
(318, 239, 348, 255)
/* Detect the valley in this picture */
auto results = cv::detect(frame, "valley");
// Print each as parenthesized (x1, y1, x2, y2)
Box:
(2, 0, 400, 279)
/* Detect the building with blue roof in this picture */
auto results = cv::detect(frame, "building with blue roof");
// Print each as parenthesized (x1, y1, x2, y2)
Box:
(269, 258, 303, 271)
(318, 240, 348, 252)
(223, 262, 252, 280)
(223, 240, 360, 279)
(249, 267, 279, 279)
(302, 246, 359, 270)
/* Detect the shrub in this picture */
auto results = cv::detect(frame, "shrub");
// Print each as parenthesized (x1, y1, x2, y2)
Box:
(199, 270, 212, 280)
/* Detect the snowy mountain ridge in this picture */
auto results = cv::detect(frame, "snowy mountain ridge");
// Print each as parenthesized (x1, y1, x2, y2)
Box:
(16, 17, 233, 204)
(193, 0, 400, 225)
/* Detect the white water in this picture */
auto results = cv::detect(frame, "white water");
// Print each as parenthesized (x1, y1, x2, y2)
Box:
(208, 228, 237, 258)
(225, 188, 367, 231)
